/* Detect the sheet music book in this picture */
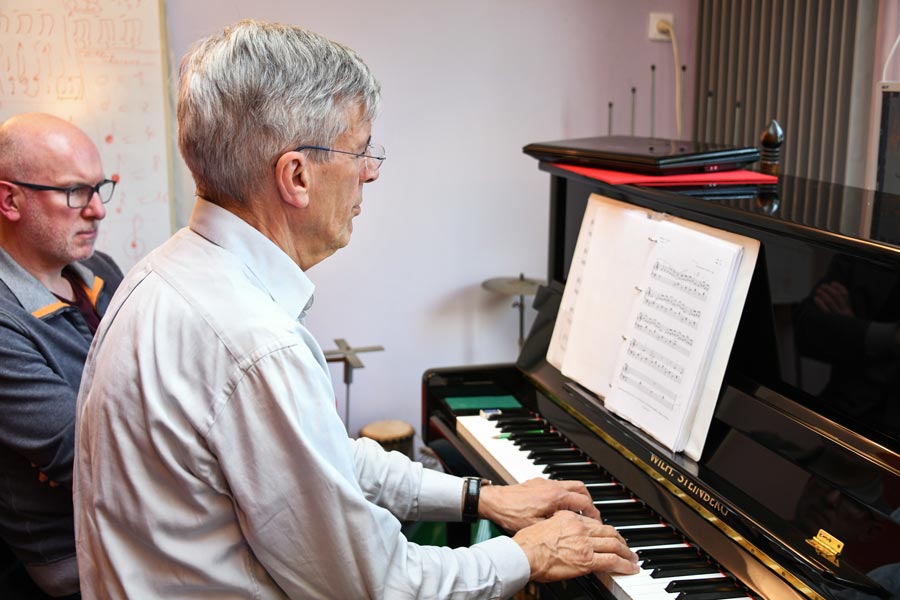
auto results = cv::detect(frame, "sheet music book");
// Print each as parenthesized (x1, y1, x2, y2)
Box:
(548, 194, 759, 460)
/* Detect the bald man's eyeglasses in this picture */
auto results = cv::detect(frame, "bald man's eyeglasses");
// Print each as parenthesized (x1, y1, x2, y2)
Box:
(9, 179, 116, 208)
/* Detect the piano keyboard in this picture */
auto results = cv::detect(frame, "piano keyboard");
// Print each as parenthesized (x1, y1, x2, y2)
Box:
(457, 411, 756, 600)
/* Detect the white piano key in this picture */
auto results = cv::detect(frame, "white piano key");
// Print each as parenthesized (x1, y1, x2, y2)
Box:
(456, 415, 549, 483)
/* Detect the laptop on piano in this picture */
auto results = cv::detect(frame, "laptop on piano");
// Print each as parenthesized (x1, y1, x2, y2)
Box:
(522, 135, 760, 175)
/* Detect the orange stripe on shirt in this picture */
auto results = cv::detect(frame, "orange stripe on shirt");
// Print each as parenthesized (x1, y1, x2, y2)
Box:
(31, 300, 69, 319)
(83, 276, 105, 308)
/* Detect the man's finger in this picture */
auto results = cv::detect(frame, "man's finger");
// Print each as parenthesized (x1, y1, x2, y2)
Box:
(592, 552, 641, 575)
(555, 480, 601, 518)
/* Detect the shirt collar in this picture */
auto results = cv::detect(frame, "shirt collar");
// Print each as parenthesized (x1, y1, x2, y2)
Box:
(0, 246, 96, 313)
(188, 198, 315, 320)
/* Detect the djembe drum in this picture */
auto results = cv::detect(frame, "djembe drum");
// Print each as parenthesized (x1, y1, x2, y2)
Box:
(360, 420, 415, 458)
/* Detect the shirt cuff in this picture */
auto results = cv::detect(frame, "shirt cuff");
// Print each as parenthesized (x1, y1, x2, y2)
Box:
(472, 536, 531, 598)
(417, 469, 467, 521)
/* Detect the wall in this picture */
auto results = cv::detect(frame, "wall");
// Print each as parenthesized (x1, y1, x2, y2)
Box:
(162, 0, 697, 440)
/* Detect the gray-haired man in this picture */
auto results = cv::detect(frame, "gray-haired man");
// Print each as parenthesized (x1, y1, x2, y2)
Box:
(74, 20, 638, 598)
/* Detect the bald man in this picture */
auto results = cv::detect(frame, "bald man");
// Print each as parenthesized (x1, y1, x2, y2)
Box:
(0, 113, 123, 597)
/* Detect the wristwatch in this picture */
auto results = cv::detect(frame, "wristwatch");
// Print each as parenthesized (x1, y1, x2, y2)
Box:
(462, 477, 490, 522)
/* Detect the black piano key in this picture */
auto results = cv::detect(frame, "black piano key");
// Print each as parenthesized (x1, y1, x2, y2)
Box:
(531, 452, 586, 465)
(547, 469, 608, 482)
(579, 476, 613, 484)
(595, 502, 647, 513)
(527, 446, 579, 455)
(675, 590, 751, 600)
(544, 465, 603, 478)
(528, 449, 587, 465)
(498, 422, 550, 433)
(621, 528, 682, 546)
(538, 461, 595, 470)
(650, 563, 720, 578)
(513, 438, 569, 449)
(597, 507, 651, 520)
(666, 577, 744, 595)
(492, 416, 546, 426)
(637, 546, 699, 560)
(588, 486, 630, 501)
(642, 556, 712, 570)
(484, 410, 532, 420)
(506, 429, 563, 443)
(510, 434, 565, 446)
(602, 513, 660, 526)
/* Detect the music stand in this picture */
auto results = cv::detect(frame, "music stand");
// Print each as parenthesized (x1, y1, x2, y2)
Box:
(324, 338, 384, 432)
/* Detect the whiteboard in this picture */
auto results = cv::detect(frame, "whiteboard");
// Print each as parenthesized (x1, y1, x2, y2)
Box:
(0, 0, 173, 270)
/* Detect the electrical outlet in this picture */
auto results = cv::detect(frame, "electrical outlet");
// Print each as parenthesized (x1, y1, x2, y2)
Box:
(648, 12, 674, 41)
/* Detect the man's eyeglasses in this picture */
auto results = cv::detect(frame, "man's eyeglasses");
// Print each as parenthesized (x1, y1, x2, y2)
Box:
(9, 179, 117, 208)
(294, 143, 386, 173)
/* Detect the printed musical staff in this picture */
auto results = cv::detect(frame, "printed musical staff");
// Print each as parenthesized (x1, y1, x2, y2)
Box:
(624, 338, 685, 383)
(642, 287, 701, 329)
(649, 259, 711, 300)
(633, 311, 694, 355)
(618, 363, 675, 411)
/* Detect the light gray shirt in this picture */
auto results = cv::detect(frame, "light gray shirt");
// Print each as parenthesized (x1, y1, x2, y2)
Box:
(74, 199, 530, 599)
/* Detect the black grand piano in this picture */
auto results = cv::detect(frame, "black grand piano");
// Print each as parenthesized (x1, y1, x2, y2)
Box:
(422, 161, 900, 599)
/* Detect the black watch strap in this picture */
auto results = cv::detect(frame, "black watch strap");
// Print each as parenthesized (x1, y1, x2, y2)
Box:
(462, 477, 484, 522)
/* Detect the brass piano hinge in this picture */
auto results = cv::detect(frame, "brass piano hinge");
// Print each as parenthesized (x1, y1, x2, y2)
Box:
(806, 529, 844, 565)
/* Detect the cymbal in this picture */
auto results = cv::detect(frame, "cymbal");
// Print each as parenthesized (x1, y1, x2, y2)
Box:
(481, 275, 544, 296)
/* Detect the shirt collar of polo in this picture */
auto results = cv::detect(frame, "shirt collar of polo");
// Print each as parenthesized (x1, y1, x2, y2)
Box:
(188, 198, 314, 321)
(0, 246, 97, 314)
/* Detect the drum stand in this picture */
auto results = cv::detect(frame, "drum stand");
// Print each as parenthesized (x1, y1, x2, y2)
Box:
(324, 338, 384, 433)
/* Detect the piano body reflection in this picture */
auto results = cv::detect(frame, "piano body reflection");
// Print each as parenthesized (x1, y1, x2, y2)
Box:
(423, 164, 900, 600)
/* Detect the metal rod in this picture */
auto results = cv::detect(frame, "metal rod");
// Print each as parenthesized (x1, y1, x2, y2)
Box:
(607, 101, 613, 135)
(680, 65, 686, 138)
(345, 381, 351, 433)
(650, 64, 656, 137)
(517, 295, 525, 349)
(630, 86, 636, 135)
